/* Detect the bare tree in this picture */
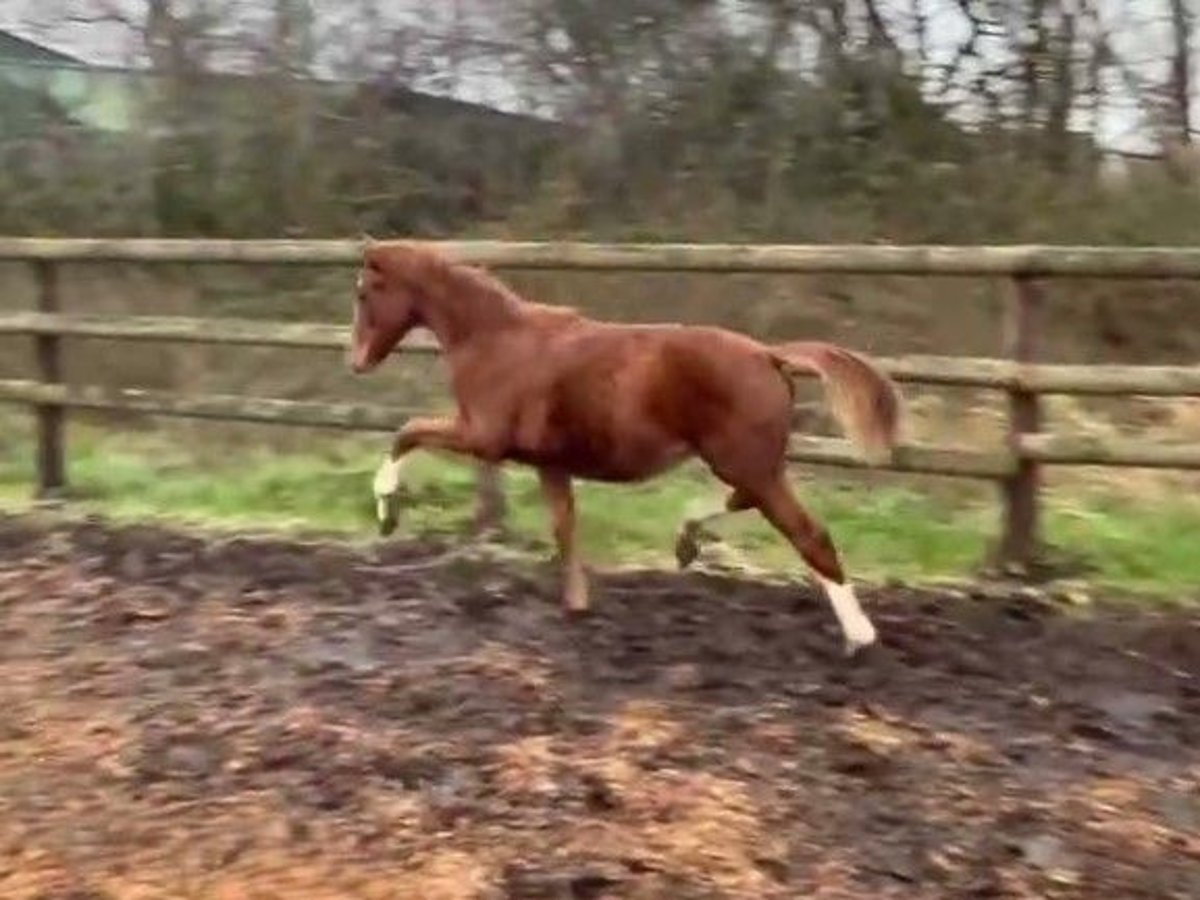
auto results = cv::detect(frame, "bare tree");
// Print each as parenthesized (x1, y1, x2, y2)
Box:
(1168, 0, 1194, 144)
(4, 0, 1200, 242)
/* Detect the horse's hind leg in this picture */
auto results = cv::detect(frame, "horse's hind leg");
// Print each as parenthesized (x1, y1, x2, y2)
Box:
(674, 487, 754, 569)
(746, 472, 877, 656)
(537, 468, 590, 615)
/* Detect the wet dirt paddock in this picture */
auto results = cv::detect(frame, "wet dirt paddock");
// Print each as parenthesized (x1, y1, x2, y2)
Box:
(0, 515, 1197, 899)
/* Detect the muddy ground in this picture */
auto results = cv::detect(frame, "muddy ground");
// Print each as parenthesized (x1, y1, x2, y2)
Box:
(0, 515, 1197, 900)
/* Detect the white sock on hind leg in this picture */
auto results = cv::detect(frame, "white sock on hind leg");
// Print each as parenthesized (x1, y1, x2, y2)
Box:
(816, 574, 877, 651)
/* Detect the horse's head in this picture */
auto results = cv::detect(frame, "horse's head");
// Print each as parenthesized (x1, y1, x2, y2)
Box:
(348, 240, 434, 373)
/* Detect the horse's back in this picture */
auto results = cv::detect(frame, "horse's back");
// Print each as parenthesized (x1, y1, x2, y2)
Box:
(541, 320, 789, 420)
(508, 320, 791, 480)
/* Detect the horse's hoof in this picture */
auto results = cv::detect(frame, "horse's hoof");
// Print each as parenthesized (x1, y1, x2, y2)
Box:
(674, 523, 702, 569)
(842, 636, 878, 660)
(563, 603, 593, 620)
(675, 535, 698, 569)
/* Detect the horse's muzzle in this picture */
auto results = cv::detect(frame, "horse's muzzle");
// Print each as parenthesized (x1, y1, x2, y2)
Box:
(348, 350, 375, 374)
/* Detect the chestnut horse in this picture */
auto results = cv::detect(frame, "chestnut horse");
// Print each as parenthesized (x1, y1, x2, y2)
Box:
(349, 240, 902, 655)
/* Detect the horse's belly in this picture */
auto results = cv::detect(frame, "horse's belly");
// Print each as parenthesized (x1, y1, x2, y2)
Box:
(504, 354, 695, 480)
(564, 439, 690, 482)
(508, 440, 688, 482)
(509, 414, 689, 482)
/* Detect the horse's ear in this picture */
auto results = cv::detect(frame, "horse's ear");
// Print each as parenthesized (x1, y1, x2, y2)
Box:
(377, 242, 447, 293)
(361, 236, 386, 272)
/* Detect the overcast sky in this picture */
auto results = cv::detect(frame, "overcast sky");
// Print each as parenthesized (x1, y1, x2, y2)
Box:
(1, 0, 1186, 153)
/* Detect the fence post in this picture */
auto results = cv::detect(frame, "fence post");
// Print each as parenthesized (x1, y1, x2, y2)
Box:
(997, 274, 1043, 571)
(34, 260, 65, 498)
(471, 462, 506, 535)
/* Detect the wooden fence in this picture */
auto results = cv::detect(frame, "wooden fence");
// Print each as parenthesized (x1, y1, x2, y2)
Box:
(3, 238, 1200, 568)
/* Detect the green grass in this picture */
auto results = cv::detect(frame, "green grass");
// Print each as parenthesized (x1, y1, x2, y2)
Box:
(0, 419, 1198, 597)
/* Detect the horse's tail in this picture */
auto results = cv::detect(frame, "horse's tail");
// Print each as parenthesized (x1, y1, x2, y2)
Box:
(769, 341, 902, 465)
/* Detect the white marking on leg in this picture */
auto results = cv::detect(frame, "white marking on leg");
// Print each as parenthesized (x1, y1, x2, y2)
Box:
(816, 574, 877, 652)
(373, 455, 407, 495)
(564, 562, 590, 612)
(373, 456, 406, 522)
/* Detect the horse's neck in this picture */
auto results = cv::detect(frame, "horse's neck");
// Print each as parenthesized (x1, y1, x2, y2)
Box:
(417, 272, 523, 351)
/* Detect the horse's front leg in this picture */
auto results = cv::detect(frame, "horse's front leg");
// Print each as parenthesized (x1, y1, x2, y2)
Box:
(537, 468, 589, 615)
(373, 415, 496, 535)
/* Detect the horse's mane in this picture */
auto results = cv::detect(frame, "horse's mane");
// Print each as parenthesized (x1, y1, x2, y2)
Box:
(447, 259, 582, 328)
(370, 240, 583, 328)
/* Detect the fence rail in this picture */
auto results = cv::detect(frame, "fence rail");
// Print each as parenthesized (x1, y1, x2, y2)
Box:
(6, 237, 1200, 277)
(1, 238, 1198, 569)
(4, 312, 1200, 395)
